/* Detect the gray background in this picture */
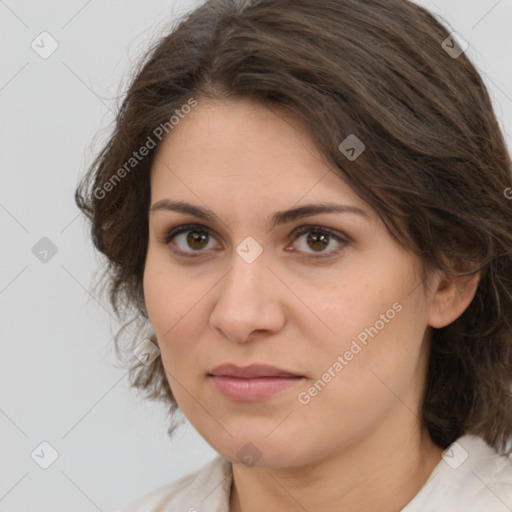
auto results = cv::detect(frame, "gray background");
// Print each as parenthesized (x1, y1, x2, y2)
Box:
(1, 1, 511, 510)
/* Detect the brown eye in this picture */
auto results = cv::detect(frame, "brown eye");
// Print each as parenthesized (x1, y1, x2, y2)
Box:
(185, 230, 210, 250)
(290, 226, 348, 258)
(160, 223, 348, 259)
(162, 225, 219, 256)
(306, 230, 330, 252)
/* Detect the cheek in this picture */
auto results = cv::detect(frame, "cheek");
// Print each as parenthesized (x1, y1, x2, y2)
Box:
(313, 298, 426, 406)
(143, 251, 196, 332)
(309, 276, 391, 350)
(143, 258, 207, 372)
(143, 267, 169, 332)
(306, 266, 427, 386)
(143, 266, 204, 411)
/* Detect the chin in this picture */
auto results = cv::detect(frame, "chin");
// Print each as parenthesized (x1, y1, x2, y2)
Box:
(210, 432, 308, 469)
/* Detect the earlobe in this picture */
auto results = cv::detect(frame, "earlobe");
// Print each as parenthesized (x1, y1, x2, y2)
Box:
(427, 269, 481, 329)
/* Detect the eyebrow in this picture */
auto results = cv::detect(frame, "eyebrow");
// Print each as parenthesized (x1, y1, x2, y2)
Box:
(150, 199, 370, 229)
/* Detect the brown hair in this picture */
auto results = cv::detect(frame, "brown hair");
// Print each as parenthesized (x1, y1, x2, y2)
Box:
(75, 0, 512, 453)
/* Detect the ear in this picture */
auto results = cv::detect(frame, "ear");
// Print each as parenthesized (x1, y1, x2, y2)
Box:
(427, 261, 481, 329)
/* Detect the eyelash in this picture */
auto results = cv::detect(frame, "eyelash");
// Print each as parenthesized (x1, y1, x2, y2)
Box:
(157, 223, 348, 260)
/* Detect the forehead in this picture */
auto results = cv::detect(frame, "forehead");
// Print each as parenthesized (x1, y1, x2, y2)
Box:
(153, 98, 323, 176)
(149, 98, 369, 210)
(146, 101, 375, 234)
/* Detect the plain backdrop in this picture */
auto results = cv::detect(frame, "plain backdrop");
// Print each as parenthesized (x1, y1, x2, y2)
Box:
(1, 1, 511, 510)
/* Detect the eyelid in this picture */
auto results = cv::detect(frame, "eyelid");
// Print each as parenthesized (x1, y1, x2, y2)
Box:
(158, 222, 349, 258)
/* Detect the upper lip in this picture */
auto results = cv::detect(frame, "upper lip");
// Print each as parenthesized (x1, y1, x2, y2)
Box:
(208, 363, 303, 378)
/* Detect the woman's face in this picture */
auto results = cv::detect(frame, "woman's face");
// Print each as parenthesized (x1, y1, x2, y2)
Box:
(143, 97, 439, 468)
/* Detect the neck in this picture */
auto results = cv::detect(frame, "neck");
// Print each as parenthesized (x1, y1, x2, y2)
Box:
(229, 424, 443, 512)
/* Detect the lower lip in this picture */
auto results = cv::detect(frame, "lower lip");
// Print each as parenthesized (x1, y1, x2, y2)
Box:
(209, 375, 305, 401)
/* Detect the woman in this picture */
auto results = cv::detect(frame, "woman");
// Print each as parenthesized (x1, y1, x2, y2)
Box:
(75, 0, 512, 510)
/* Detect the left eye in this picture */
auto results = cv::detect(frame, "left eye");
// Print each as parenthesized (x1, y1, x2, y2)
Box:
(291, 225, 347, 257)
(160, 224, 348, 258)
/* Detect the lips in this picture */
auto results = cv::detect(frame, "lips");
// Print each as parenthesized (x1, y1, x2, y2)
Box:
(207, 363, 305, 401)
(208, 363, 302, 378)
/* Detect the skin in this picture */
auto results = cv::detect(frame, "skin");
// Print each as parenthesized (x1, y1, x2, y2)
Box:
(143, 97, 480, 512)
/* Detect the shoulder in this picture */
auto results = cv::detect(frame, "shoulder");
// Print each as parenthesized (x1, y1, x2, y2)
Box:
(403, 434, 512, 512)
(111, 455, 233, 512)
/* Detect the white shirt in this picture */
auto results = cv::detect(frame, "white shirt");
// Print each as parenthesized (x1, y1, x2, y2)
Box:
(114, 434, 512, 511)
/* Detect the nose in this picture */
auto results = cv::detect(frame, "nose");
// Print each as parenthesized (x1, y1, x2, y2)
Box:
(209, 247, 286, 343)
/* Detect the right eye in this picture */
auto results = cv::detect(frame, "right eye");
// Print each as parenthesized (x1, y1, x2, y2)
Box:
(159, 224, 220, 257)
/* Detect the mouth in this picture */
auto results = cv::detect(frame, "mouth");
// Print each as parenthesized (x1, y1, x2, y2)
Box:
(208, 363, 303, 378)
(207, 363, 305, 401)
